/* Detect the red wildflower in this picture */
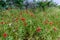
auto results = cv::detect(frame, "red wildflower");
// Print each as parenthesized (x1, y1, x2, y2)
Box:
(53, 27, 57, 31)
(3, 33, 7, 38)
(21, 18, 25, 22)
(49, 21, 54, 25)
(0, 22, 5, 24)
(36, 27, 41, 32)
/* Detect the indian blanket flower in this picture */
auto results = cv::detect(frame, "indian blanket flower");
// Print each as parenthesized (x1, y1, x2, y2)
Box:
(53, 27, 57, 31)
(49, 21, 54, 25)
(21, 17, 25, 22)
(0, 22, 5, 24)
(3, 33, 8, 38)
(36, 27, 41, 32)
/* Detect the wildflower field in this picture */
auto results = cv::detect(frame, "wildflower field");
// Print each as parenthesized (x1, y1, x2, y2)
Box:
(0, 7, 60, 40)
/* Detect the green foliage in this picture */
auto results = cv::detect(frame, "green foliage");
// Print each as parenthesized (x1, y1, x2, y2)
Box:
(37, 0, 57, 11)
(0, 0, 6, 7)
(0, 7, 60, 40)
(0, 0, 57, 10)
(0, 0, 25, 9)
(14, 0, 25, 9)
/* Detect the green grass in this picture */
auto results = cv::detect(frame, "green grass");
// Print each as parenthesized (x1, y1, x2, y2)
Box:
(0, 7, 60, 40)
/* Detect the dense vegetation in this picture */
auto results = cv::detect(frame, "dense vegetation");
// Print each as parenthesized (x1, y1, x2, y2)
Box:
(0, 0, 57, 10)
(0, 0, 60, 40)
(0, 7, 60, 40)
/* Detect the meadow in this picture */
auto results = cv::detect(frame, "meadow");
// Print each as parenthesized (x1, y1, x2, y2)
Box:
(0, 7, 60, 40)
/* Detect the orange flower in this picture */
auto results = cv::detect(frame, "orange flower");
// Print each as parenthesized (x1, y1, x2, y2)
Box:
(21, 18, 25, 22)
(36, 27, 41, 32)
(49, 21, 54, 25)
(0, 22, 5, 24)
(3, 33, 8, 38)
(53, 27, 57, 31)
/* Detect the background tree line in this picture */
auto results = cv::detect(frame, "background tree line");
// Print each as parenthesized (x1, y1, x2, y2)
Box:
(0, 0, 57, 10)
